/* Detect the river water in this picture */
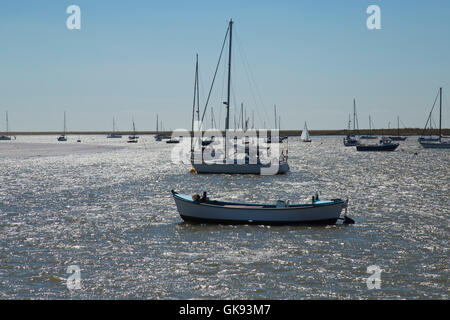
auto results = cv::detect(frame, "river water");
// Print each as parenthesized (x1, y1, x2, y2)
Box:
(0, 135, 448, 299)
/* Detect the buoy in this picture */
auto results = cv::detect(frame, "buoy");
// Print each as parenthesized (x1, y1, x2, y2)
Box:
(189, 168, 196, 173)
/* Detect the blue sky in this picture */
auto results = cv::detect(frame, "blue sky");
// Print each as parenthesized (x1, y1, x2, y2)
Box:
(1, 0, 449, 131)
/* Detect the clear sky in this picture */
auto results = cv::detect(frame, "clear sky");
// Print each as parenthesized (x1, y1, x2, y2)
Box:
(1, 0, 449, 132)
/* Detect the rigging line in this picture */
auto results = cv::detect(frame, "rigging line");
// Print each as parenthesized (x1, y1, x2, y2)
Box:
(200, 25, 230, 123)
(443, 92, 449, 124)
(231, 72, 239, 129)
(234, 28, 271, 128)
(400, 119, 408, 129)
(197, 64, 206, 113)
(218, 40, 228, 130)
(422, 89, 440, 134)
(234, 30, 266, 129)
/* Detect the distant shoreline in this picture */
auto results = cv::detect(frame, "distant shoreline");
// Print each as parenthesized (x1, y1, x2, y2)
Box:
(1, 128, 449, 136)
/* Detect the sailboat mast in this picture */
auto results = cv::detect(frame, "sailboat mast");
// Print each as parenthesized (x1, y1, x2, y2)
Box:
(241, 103, 244, 129)
(397, 115, 400, 137)
(353, 99, 356, 132)
(191, 55, 199, 154)
(252, 110, 254, 129)
(439, 87, 442, 142)
(225, 19, 233, 131)
(64, 111, 66, 135)
(274, 105, 277, 130)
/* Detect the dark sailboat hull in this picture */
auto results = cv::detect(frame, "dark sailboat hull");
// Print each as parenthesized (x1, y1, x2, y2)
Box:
(356, 143, 399, 151)
(389, 136, 407, 141)
(420, 141, 450, 149)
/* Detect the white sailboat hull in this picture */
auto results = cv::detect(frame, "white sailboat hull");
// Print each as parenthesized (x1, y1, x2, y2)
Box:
(192, 160, 290, 174)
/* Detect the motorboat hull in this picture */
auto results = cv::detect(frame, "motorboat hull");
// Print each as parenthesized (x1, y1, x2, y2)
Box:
(172, 192, 347, 225)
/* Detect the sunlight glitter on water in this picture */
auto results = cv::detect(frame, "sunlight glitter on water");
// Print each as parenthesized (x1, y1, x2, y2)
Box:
(0, 135, 448, 299)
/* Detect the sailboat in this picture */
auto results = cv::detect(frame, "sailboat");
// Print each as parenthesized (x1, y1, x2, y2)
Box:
(154, 115, 171, 141)
(154, 115, 162, 141)
(418, 90, 441, 142)
(107, 117, 122, 138)
(360, 115, 377, 139)
(420, 87, 450, 149)
(57, 111, 67, 141)
(301, 122, 311, 142)
(343, 99, 360, 146)
(389, 116, 407, 141)
(127, 118, 138, 143)
(190, 20, 289, 174)
(0, 111, 12, 141)
(267, 105, 288, 143)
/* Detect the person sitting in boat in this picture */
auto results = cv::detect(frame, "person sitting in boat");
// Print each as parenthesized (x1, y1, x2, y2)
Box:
(192, 192, 209, 203)
(192, 193, 201, 202)
(200, 191, 209, 203)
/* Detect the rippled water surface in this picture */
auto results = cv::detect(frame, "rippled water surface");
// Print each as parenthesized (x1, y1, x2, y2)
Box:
(0, 135, 448, 299)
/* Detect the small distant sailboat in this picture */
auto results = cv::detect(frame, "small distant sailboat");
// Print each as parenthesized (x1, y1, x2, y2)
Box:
(57, 111, 67, 141)
(154, 115, 162, 141)
(360, 115, 377, 139)
(154, 115, 171, 141)
(389, 116, 407, 141)
(343, 99, 360, 146)
(418, 89, 442, 143)
(300, 122, 311, 142)
(0, 111, 12, 141)
(127, 118, 139, 143)
(107, 117, 122, 138)
(420, 87, 450, 149)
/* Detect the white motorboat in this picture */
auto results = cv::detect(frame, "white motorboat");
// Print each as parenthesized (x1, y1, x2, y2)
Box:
(171, 190, 352, 225)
